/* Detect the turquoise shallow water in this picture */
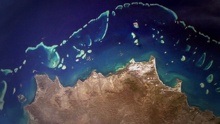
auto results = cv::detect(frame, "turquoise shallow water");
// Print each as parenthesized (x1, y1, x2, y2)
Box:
(0, 2, 220, 123)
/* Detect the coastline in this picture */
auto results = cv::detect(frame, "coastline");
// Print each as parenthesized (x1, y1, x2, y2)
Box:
(25, 57, 220, 123)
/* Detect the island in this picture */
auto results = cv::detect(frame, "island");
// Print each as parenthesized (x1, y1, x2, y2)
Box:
(25, 57, 220, 124)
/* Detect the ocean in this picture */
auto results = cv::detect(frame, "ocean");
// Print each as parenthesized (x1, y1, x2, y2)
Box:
(0, 1, 220, 123)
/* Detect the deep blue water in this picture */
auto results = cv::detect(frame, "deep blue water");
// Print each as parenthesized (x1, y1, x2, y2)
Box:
(0, 1, 220, 124)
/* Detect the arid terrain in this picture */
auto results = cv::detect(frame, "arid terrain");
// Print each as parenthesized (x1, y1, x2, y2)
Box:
(25, 57, 220, 124)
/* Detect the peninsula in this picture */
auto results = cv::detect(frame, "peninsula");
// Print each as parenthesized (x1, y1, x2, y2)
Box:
(25, 57, 220, 124)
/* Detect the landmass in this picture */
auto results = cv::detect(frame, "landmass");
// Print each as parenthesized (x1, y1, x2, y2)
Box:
(25, 57, 220, 124)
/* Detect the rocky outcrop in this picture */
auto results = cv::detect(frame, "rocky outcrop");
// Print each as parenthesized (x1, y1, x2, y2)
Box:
(25, 57, 220, 124)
